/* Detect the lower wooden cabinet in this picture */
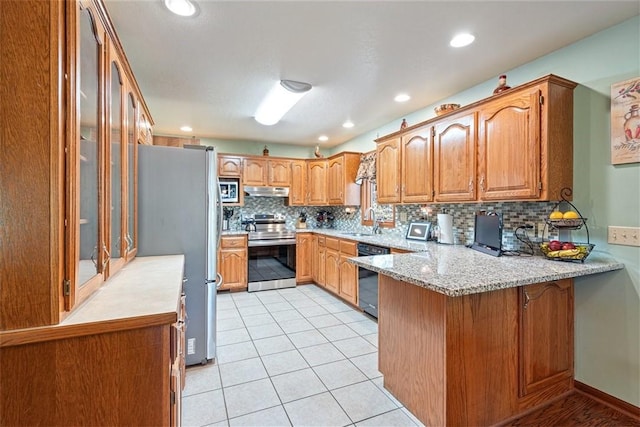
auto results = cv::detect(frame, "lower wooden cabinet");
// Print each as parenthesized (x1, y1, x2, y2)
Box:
(218, 235, 248, 291)
(0, 256, 185, 426)
(296, 233, 313, 284)
(314, 236, 326, 286)
(320, 236, 358, 306)
(519, 279, 574, 397)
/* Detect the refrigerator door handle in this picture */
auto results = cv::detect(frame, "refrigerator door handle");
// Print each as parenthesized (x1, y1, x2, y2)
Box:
(206, 280, 216, 360)
(216, 272, 224, 289)
(215, 176, 223, 249)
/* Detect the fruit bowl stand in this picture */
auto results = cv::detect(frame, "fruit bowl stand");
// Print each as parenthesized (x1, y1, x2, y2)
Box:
(540, 188, 594, 263)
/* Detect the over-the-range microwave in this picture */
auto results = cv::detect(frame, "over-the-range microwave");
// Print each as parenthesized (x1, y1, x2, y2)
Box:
(219, 179, 239, 203)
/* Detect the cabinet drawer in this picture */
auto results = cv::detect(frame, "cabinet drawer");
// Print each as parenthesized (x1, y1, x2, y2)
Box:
(325, 237, 340, 250)
(340, 240, 357, 256)
(221, 236, 247, 249)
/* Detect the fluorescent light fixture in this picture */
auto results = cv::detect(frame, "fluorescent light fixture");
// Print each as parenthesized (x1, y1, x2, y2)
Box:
(255, 80, 312, 126)
(394, 94, 410, 102)
(318, 135, 328, 142)
(342, 120, 354, 128)
(450, 33, 475, 47)
(180, 125, 193, 132)
(164, 0, 198, 17)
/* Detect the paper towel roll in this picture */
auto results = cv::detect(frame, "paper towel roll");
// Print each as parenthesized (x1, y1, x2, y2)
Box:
(437, 213, 454, 244)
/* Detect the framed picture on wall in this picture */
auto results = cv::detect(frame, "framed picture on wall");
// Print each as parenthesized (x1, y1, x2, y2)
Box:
(611, 77, 640, 165)
(406, 222, 431, 241)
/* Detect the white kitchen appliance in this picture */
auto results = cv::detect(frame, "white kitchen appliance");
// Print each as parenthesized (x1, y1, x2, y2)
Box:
(437, 213, 454, 244)
(137, 145, 222, 366)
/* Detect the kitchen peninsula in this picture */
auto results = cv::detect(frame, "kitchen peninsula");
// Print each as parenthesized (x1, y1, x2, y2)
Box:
(348, 247, 624, 426)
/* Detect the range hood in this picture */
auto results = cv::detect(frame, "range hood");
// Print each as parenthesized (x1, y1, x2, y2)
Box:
(244, 186, 290, 197)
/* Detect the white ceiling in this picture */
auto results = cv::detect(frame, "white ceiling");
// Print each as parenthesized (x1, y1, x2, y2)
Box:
(104, 0, 639, 147)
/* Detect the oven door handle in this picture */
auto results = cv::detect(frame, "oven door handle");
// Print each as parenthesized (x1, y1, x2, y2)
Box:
(248, 239, 297, 247)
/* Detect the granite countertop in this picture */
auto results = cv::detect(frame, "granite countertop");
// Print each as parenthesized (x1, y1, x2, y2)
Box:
(222, 230, 249, 236)
(347, 245, 624, 297)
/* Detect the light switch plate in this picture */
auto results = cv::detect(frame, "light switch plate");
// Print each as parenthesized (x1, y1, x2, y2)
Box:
(399, 212, 408, 222)
(607, 226, 640, 247)
(187, 338, 195, 355)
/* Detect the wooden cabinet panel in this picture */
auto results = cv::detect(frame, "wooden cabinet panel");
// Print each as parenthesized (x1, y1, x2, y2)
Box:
(328, 152, 361, 206)
(433, 111, 477, 202)
(218, 155, 242, 177)
(243, 157, 268, 186)
(218, 236, 248, 291)
(317, 246, 326, 286)
(307, 160, 327, 205)
(401, 126, 433, 203)
(376, 137, 401, 203)
(289, 160, 307, 205)
(153, 135, 200, 148)
(478, 87, 541, 200)
(339, 254, 358, 305)
(325, 249, 340, 294)
(269, 159, 291, 186)
(519, 279, 574, 397)
(296, 233, 313, 284)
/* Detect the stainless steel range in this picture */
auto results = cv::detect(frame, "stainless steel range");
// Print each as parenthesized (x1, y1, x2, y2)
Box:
(244, 214, 297, 292)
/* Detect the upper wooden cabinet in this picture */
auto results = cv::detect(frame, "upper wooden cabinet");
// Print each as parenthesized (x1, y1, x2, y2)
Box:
(376, 126, 433, 204)
(289, 160, 307, 206)
(376, 74, 576, 204)
(376, 137, 401, 203)
(433, 111, 477, 202)
(243, 157, 291, 187)
(0, 0, 152, 330)
(152, 135, 200, 148)
(328, 152, 361, 205)
(307, 159, 328, 205)
(218, 155, 243, 177)
(478, 77, 575, 201)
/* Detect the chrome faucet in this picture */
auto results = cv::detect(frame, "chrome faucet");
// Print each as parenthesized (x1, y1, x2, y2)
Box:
(365, 207, 382, 234)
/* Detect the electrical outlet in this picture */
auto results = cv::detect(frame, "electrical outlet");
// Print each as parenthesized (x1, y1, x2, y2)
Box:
(187, 338, 195, 355)
(608, 226, 640, 247)
(399, 212, 408, 222)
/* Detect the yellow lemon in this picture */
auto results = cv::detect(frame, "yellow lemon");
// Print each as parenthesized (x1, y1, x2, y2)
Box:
(549, 211, 564, 220)
(563, 211, 579, 219)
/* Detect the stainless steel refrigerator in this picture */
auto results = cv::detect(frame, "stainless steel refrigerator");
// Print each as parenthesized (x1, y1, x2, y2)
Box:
(138, 144, 222, 366)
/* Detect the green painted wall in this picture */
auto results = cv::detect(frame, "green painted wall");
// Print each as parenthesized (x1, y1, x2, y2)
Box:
(335, 16, 640, 405)
(199, 138, 317, 158)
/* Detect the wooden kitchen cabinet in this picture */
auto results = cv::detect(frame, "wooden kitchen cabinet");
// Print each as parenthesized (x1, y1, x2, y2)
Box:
(153, 135, 200, 148)
(519, 279, 574, 397)
(218, 155, 243, 177)
(478, 76, 576, 201)
(376, 126, 433, 204)
(324, 237, 341, 294)
(376, 137, 402, 203)
(338, 240, 358, 305)
(288, 160, 307, 206)
(314, 236, 326, 286)
(1, 0, 152, 330)
(433, 111, 477, 202)
(218, 235, 248, 291)
(296, 233, 313, 284)
(242, 157, 291, 187)
(327, 152, 361, 205)
(307, 159, 328, 205)
(0, 256, 184, 427)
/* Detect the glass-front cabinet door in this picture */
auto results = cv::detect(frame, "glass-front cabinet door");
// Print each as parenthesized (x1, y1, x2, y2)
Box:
(108, 54, 124, 275)
(126, 92, 138, 260)
(70, 0, 106, 309)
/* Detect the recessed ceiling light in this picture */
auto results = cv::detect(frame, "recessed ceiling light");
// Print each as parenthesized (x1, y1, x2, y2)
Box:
(164, 0, 198, 17)
(318, 135, 328, 142)
(180, 125, 193, 132)
(342, 121, 354, 129)
(450, 33, 475, 48)
(394, 94, 410, 102)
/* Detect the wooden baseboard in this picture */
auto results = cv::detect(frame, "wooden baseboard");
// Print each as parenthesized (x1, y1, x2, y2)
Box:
(574, 381, 640, 421)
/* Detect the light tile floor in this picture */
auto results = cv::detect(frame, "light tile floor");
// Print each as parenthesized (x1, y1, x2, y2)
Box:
(182, 285, 425, 427)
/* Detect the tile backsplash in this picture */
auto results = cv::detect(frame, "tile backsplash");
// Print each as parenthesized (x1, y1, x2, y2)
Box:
(225, 197, 578, 252)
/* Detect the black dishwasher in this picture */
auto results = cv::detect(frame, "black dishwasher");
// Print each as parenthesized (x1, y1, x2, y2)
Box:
(357, 243, 390, 319)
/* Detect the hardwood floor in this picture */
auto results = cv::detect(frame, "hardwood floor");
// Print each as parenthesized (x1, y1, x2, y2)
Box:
(504, 392, 640, 427)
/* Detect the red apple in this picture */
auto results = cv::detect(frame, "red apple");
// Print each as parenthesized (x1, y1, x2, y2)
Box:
(549, 241, 563, 251)
(562, 242, 576, 250)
